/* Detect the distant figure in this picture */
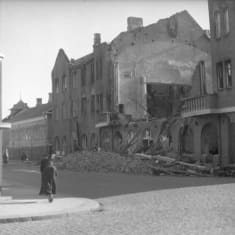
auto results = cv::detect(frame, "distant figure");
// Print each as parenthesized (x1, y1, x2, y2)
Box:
(39, 157, 57, 202)
(3, 149, 9, 164)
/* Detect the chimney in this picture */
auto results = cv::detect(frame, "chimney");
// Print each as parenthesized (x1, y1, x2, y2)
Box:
(93, 33, 101, 46)
(48, 93, 52, 103)
(36, 98, 42, 106)
(127, 17, 143, 31)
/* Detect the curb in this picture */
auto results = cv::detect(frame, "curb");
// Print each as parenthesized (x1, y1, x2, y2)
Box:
(0, 200, 102, 224)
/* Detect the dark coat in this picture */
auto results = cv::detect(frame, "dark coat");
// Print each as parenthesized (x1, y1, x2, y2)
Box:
(40, 164, 57, 195)
(40, 158, 49, 173)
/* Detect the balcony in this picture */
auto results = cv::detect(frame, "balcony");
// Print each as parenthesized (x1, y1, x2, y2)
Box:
(181, 94, 218, 118)
(95, 112, 120, 128)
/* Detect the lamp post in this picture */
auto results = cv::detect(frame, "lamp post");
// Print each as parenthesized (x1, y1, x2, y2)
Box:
(0, 54, 11, 196)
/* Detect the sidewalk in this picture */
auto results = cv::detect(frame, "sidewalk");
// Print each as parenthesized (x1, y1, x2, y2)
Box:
(0, 197, 101, 223)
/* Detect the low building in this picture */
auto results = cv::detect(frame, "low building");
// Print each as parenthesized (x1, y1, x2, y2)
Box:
(6, 97, 52, 161)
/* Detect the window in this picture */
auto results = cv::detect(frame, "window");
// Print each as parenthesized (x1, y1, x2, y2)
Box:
(223, 8, 230, 35)
(55, 106, 59, 120)
(96, 94, 103, 113)
(216, 61, 224, 89)
(199, 61, 207, 95)
(91, 95, 95, 114)
(61, 103, 66, 120)
(81, 97, 87, 117)
(225, 59, 232, 88)
(72, 71, 78, 88)
(71, 101, 78, 117)
(216, 59, 233, 90)
(62, 75, 67, 91)
(91, 63, 94, 84)
(99, 57, 103, 80)
(96, 57, 103, 80)
(81, 66, 86, 86)
(214, 11, 221, 39)
(54, 78, 59, 93)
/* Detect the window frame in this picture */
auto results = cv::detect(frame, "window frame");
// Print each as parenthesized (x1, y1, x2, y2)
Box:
(224, 59, 232, 88)
(62, 75, 67, 91)
(223, 7, 230, 35)
(216, 61, 224, 90)
(214, 10, 222, 39)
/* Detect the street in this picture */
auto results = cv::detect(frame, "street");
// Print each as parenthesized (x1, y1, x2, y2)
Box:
(1, 162, 235, 234)
(2, 161, 235, 199)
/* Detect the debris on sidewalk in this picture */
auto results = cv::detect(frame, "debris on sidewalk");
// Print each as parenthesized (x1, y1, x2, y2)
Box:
(136, 153, 211, 176)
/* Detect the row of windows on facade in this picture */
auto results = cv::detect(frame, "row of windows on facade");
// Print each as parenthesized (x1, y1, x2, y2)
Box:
(10, 128, 46, 141)
(216, 59, 232, 90)
(53, 59, 103, 93)
(54, 94, 105, 120)
(54, 132, 98, 152)
(214, 7, 230, 39)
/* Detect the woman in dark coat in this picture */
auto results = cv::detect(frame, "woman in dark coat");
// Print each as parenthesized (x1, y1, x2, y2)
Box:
(40, 160, 57, 202)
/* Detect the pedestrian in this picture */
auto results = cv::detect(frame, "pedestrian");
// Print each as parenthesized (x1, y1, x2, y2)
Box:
(39, 154, 51, 195)
(40, 158, 57, 202)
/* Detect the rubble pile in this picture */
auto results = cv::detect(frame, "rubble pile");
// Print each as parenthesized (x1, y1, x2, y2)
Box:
(55, 151, 153, 175)
(54, 151, 235, 177)
(137, 153, 212, 176)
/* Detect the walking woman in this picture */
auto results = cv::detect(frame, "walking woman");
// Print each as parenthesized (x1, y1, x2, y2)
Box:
(40, 158, 57, 202)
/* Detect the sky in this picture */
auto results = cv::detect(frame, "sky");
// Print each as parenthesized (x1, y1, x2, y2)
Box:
(0, 0, 209, 118)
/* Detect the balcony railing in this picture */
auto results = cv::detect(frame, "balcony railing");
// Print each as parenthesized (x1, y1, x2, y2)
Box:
(181, 94, 218, 117)
(95, 112, 120, 128)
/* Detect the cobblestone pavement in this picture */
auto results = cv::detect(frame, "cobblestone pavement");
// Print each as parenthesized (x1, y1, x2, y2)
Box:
(1, 183, 235, 235)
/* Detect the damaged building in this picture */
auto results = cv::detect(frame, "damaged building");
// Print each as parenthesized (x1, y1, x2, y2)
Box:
(97, 10, 212, 154)
(181, 0, 235, 166)
(51, 10, 212, 157)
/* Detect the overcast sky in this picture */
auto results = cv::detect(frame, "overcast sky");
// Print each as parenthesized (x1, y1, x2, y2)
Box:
(0, 0, 209, 117)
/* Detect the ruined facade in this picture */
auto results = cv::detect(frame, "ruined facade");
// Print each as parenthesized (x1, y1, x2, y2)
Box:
(51, 11, 212, 154)
(181, 0, 235, 165)
(97, 11, 212, 153)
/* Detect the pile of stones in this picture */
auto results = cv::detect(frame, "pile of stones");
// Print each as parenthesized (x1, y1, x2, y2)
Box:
(55, 151, 153, 175)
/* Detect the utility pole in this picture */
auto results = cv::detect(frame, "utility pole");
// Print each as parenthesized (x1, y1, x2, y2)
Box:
(0, 54, 11, 196)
